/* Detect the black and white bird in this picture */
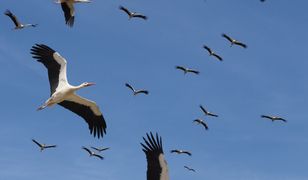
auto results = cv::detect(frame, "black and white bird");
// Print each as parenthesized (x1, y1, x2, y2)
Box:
(54, 0, 91, 27)
(4, 10, 37, 29)
(261, 115, 287, 122)
(170, 149, 192, 156)
(125, 83, 149, 95)
(199, 105, 218, 117)
(119, 6, 147, 20)
(176, 66, 199, 75)
(32, 139, 57, 152)
(222, 33, 247, 48)
(82, 146, 104, 160)
(193, 119, 209, 130)
(91, 146, 110, 153)
(203, 45, 223, 61)
(141, 132, 169, 180)
(184, 166, 196, 172)
(31, 44, 107, 139)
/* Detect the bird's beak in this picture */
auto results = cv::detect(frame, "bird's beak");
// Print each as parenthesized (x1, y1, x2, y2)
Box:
(87, 82, 96, 86)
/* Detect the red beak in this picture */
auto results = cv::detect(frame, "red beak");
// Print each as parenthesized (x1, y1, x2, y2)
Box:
(87, 82, 96, 86)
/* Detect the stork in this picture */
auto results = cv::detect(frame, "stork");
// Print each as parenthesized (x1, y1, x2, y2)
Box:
(82, 146, 104, 160)
(170, 149, 192, 156)
(184, 166, 196, 172)
(141, 132, 169, 180)
(91, 146, 110, 153)
(54, 0, 91, 27)
(125, 83, 149, 96)
(199, 105, 218, 117)
(176, 66, 199, 75)
(30, 44, 107, 139)
(203, 45, 223, 61)
(222, 33, 247, 48)
(193, 119, 209, 130)
(119, 6, 148, 20)
(32, 139, 57, 152)
(261, 115, 287, 123)
(4, 10, 37, 29)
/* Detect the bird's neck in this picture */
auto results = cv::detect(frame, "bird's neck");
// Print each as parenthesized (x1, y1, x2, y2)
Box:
(72, 84, 86, 91)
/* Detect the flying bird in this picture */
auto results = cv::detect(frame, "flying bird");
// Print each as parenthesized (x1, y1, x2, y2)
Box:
(199, 105, 218, 117)
(31, 44, 107, 139)
(125, 83, 149, 95)
(54, 0, 91, 27)
(82, 146, 104, 160)
(203, 45, 223, 61)
(141, 132, 169, 180)
(261, 115, 287, 122)
(170, 149, 192, 156)
(119, 6, 147, 20)
(4, 10, 37, 29)
(184, 166, 196, 172)
(176, 66, 199, 75)
(222, 33, 247, 48)
(91, 146, 110, 153)
(193, 119, 208, 130)
(32, 139, 57, 152)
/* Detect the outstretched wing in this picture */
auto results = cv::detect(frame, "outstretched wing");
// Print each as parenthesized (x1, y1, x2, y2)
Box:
(32, 139, 43, 148)
(119, 6, 132, 16)
(82, 146, 92, 155)
(234, 41, 247, 48)
(125, 83, 135, 92)
(222, 33, 233, 43)
(187, 69, 199, 75)
(141, 132, 169, 180)
(61, 2, 75, 27)
(31, 44, 68, 95)
(203, 45, 212, 54)
(133, 14, 148, 20)
(213, 53, 223, 61)
(93, 154, 104, 160)
(176, 66, 186, 72)
(45, 145, 57, 149)
(136, 90, 149, 95)
(4, 10, 20, 27)
(59, 94, 107, 139)
(199, 105, 208, 115)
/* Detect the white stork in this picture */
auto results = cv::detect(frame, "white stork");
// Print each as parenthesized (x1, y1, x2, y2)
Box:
(141, 132, 169, 180)
(261, 115, 287, 122)
(32, 139, 57, 152)
(4, 10, 37, 29)
(30, 44, 107, 139)
(54, 0, 91, 27)
(82, 146, 104, 160)
(222, 33, 247, 48)
(119, 6, 148, 20)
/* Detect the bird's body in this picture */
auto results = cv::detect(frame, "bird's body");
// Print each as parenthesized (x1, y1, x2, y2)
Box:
(193, 119, 209, 130)
(91, 146, 110, 153)
(222, 33, 247, 48)
(141, 132, 169, 180)
(125, 83, 149, 96)
(119, 6, 147, 20)
(82, 146, 104, 160)
(54, 0, 91, 27)
(4, 10, 37, 29)
(184, 166, 196, 172)
(261, 115, 287, 122)
(32, 139, 57, 152)
(203, 45, 223, 61)
(199, 105, 218, 117)
(176, 66, 199, 75)
(170, 149, 192, 156)
(31, 44, 107, 139)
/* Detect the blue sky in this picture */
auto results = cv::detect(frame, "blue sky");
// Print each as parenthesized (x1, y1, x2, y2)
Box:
(1, 0, 308, 179)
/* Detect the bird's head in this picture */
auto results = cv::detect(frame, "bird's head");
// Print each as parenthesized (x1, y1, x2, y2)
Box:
(82, 82, 96, 87)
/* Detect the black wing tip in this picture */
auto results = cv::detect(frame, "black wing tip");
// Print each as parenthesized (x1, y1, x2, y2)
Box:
(141, 132, 163, 153)
(4, 9, 12, 15)
(66, 16, 75, 27)
(89, 115, 107, 139)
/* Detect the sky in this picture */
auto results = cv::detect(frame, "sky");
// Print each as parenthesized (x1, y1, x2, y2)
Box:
(0, 0, 308, 179)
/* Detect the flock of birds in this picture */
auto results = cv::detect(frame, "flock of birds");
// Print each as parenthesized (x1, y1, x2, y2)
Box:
(3, 0, 284, 179)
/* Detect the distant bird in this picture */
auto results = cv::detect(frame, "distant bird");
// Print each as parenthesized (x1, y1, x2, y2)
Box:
(91, 146, 110, 153)
(4, 10, 37, 29)
(203, 45, 223, 61)
(119, 6, 147, 20)
(32, 139, 57, 152)
(31, 44, 107, 139)
(170, 149, 192, 156)
(125, 83, 149, 95)
(261, 115, 287, 122)
(199, 105, 218, 117)
(54, 0, 91, 27)
(193, 119, 209, 130)
(260, 0, 266, 2)
(222, 33, 247, 48)
(176, 66, 199, 75)
(82, 146, 104, 160)
(141, 132, 169, 180)
(184, 166, 196, 172)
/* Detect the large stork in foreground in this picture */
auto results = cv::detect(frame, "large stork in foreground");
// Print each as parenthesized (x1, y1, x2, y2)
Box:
(141, 132, 169, 180)
(31, 44, 107, 139)
(55, 0, 91, 27)
(4, 10, 37, 29)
